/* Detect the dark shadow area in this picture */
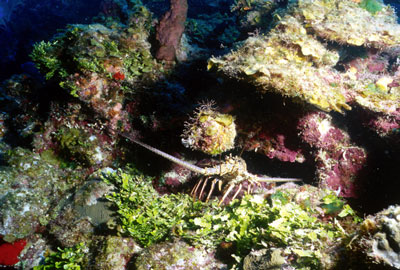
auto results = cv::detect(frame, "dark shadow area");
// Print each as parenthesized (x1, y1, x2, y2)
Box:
(344, 106, 400, 215)
(0, 0, 103, 81)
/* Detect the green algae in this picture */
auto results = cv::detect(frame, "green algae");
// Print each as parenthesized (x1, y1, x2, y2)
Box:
(33, 242, 87, 270)
(102, 168, 205, 247)
(55, 127, 97, 167)
(359, 0, 383, 14)
(103, 168, 360, 269)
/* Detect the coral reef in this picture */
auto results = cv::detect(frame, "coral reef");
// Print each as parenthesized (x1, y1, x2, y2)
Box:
(1, 0, 399, 269)
(47, 179, 114, 248)
(300, 0, 398, 47)
(342, 48, 400, 139)
(208, 14, 349, 113)
(206, 0, 400, 198)
(208, 0, 400, 117)
(30, 2, 163, 130)
(237, 111, 305, 163)
(158, 155, 196, 192)
(298, 112, 367, 197)
(31, 102, 117, 169)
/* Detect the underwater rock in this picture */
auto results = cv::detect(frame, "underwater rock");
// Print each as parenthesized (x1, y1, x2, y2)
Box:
(93, 236, 141, 270)
(1, 0, 398, 269)
(0, 114, 7, 141)
(48, 179, 114, 248)
(361, 205, 400, 268)
(237, 113, 305, 163)
(48, 207, 94, 248)
(18, 234, 48, 269)
(365, 113, 400, 144)
(243, 248, 294, 270)
(183, 12, 240, 57)
(155, 0, 188, 61)
(299, 0, 399, 47)
(158, 156, 196, 193)
(231, 0, 280, 31)
(0, 74, 43, 141)
(298, 112, 367, 197)
(0, 147, 81, 242)
(343, 48, 400, 140)
(242, 132, 304, 163)
(208, 15, 349, 113)
(71, 179, 114, 227)
(134, 240, 226, 270)
(0, 0, 24, 30)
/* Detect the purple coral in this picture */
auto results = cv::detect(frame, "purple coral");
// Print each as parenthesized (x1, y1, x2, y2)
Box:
(238, 116, 305, 163)
(298, 112, 367, 198)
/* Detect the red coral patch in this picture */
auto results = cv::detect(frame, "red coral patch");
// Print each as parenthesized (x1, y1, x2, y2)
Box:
(0, 237, 27, 266)
(113, 71, 125, 80)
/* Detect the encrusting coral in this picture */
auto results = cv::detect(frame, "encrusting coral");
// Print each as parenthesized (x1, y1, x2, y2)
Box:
(208, 0, 400, 116)
(208, 13, 350, 113)
(30, 1, 163, 131)
(181, 102, 237, 156)
(298, 112, 367, 198)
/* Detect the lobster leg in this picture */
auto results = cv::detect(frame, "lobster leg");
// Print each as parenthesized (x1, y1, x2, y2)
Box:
(231, 183, 242, 202)
(205, 178, 218, 203)
(219, 183, 235, 206)
(191, 178, 203, 197)
(218, 180, 223, 192)
(199, 177, 210, 200)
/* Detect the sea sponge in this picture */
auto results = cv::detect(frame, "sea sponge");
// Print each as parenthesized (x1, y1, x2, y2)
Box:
(181, 102, 236, 155)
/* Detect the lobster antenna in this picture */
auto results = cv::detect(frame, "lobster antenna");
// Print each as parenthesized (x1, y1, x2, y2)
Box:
(255, 176, 302, 182)
(119, 132, 206, 175)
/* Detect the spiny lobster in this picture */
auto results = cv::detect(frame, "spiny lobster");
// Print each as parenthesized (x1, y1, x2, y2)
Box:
(119, 132, 301, 205)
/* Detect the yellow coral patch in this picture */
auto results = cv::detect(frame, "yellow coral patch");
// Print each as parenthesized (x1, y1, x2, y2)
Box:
(375, 77, 393, 92)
